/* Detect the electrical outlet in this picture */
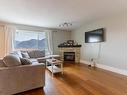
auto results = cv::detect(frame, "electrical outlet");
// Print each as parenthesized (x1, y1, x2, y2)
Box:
(90, 58, 94, 62)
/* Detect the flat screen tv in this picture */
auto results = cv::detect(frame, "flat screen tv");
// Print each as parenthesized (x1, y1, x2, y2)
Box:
(85, 28, 105, 43)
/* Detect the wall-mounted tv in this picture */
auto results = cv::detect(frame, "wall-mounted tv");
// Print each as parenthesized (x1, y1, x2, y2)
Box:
(85, 28, 105, 43)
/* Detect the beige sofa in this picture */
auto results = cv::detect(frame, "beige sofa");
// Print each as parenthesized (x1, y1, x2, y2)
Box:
(0, 60, 45, 95)
(14, 50, 46, 63)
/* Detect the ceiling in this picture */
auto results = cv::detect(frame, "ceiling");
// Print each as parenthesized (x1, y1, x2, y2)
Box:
(0, 0, 127, 30)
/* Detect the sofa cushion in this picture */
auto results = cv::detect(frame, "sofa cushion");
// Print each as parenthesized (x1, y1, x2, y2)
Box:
(3, 54, 21, 67)
(21, 52, 30, 58)
(27, 50, 45, 58)
(34, 50, 45, 58)
(20, 58, 32, 65)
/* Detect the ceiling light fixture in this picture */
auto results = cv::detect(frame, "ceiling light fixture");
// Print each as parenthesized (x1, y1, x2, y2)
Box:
(59, 22, 72, 27)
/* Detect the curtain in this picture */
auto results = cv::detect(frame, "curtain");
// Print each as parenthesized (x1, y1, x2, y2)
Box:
(4, 25, 15, 56)
(0, 25, 5, 58)
(45, 30, 53, 55)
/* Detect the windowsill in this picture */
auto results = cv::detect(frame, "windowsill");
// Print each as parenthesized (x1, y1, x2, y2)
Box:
(13, 49, 45, 51)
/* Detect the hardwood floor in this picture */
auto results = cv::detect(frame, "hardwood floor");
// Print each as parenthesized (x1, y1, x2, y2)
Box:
(16, 62, 127, 95)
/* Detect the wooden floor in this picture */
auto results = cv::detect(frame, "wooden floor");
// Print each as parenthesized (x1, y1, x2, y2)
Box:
(16, 62, 127, 95)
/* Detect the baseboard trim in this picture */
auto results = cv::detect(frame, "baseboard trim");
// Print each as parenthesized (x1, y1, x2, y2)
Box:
(80, 60, 127, 76)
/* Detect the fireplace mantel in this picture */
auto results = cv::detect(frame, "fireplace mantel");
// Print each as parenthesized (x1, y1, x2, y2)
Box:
(58, 47, 81, 63)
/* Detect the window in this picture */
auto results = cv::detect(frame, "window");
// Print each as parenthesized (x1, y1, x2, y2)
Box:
(14, 30, 47, 50)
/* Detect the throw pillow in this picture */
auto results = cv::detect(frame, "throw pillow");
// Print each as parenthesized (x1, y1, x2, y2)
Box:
(3, 54, 21, 67)
(11, 51, 23, 58)
(16, 51, 23, 58)
(21, 52, 30, 58)
(20, 58, 32, 65)
(0, 60, 6, 67)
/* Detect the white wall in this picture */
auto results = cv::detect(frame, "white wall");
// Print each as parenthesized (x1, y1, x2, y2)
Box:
(52, 30, 71, 54)
(71, 13, 127, 70)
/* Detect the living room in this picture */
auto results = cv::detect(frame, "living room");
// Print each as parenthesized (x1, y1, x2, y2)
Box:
(0, 0, 127, 95)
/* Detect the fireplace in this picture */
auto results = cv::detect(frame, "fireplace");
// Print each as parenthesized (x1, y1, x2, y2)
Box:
(58, 40, 81, 63)
(59, 47, 81, 63)
(64, 52, 75, 61)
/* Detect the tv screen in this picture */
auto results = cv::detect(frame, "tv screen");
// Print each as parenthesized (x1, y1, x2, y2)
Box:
(85, 28, 105, 43)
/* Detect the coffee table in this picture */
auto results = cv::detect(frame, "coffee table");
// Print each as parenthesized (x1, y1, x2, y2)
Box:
(46, 58, 63, 77)
(45, 55, 60, 59)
